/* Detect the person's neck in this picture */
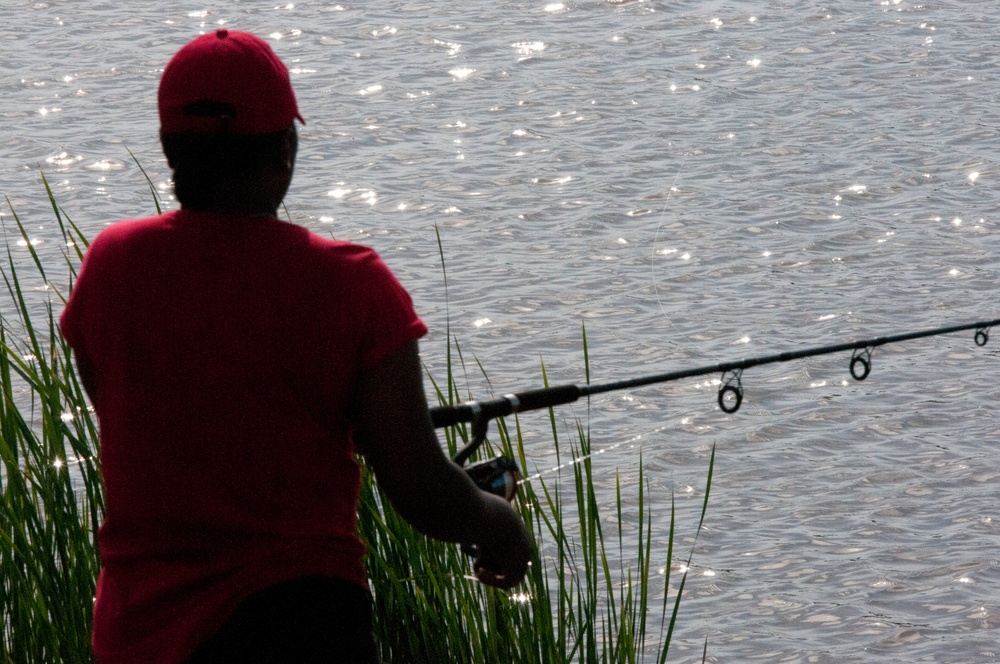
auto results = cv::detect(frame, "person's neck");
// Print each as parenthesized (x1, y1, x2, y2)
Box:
(195, 202, 279, 218)
(185, 191, 281, 218)
(179, 168, 290, 218)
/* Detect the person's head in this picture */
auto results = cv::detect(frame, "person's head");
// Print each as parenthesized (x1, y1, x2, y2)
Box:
(158, 29, 304, 214)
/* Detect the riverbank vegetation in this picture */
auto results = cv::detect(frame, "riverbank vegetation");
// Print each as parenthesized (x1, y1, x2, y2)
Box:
(1, 175, 712, 662)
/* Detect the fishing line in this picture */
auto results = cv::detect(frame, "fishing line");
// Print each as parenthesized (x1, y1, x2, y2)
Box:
(650, 146, 698, 349)
(516, 424, 670, 489)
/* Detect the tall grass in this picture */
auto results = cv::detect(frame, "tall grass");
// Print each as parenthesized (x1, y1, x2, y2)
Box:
(1, 178, 101, 663)
(1, 174, 713, 662)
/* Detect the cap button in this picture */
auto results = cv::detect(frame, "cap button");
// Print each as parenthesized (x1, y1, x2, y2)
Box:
(216, 28, 229, 39)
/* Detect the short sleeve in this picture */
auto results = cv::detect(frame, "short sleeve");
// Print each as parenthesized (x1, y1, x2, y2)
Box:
(58, 216, 161, 360)
(353, 249, 428, 367)
(60, 286, 82, 350)
(59, 230, 112, 354)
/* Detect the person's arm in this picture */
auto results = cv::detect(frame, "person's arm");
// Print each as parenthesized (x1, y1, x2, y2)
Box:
(74, 350, 99, 407)
(352, 339, 531, 588)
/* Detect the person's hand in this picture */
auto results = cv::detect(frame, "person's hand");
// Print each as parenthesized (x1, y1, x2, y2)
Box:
(471, 494, 532, 589)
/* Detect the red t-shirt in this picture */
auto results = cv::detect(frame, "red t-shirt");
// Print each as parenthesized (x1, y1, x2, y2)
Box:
(60, 209, 427, 663)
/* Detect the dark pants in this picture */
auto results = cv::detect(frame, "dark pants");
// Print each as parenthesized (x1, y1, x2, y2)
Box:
(185, 575, 378, 664)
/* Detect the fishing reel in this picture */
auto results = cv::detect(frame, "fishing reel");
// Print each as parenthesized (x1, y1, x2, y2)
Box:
(454, 409, 520, 504)
(464, 455, 520, 502)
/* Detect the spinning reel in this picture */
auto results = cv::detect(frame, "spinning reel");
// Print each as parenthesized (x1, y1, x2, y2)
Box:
(453, 409, 520, 502)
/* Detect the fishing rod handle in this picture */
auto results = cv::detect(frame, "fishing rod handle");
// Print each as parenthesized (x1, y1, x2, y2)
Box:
(429, 383, 581, 428)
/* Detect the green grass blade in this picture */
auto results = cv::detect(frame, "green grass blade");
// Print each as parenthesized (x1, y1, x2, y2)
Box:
(125, 145, 163, 215)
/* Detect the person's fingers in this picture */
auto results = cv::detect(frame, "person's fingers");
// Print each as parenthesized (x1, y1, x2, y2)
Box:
(475, 566, 517, 589)
(474, 545, 529, 588)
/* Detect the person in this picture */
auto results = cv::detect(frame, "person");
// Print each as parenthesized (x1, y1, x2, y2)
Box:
(60, 29, 532, 664)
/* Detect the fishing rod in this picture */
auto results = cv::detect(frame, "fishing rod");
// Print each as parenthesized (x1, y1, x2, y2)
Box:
(446, 317, 999, 474)
(453, 317, 997, 570)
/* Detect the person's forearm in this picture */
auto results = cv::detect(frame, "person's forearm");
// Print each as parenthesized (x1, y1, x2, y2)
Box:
(387, 451, 503, 546)
(385, 448, 530, 588)
(352, 339, 525, 556)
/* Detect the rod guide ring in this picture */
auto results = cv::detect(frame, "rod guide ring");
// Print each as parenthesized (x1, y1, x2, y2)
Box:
(717, 369, 744, 414)
(850, 348, 872, 381)
(975, 327, 989, 347)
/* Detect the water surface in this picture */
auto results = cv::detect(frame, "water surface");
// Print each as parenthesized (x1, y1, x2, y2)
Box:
(2, 1, 998, 661)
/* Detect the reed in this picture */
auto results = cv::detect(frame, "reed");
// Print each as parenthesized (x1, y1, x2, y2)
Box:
(0, 176, 713, 662)
(1, 177, 100, 663)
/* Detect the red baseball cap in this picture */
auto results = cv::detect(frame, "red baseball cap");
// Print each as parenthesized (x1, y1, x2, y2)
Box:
(158, 29, 305, 135)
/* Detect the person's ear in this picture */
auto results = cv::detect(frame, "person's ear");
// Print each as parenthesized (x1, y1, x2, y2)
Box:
(160, 131, 178, 170)
(278, 126, 297, 173)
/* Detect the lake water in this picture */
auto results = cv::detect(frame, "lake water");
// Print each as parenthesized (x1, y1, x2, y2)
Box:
(2, 1, 999, 661)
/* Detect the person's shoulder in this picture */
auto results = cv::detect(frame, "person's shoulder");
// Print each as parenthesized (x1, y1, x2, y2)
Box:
(289, 226, 382, 264)
(90, 212, 178, 245)
(85, 212, 178, 256)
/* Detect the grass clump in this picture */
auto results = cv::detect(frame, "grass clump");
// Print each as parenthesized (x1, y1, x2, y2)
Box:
(1, 174, 713, 662)
(1, 179, 101, 663)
